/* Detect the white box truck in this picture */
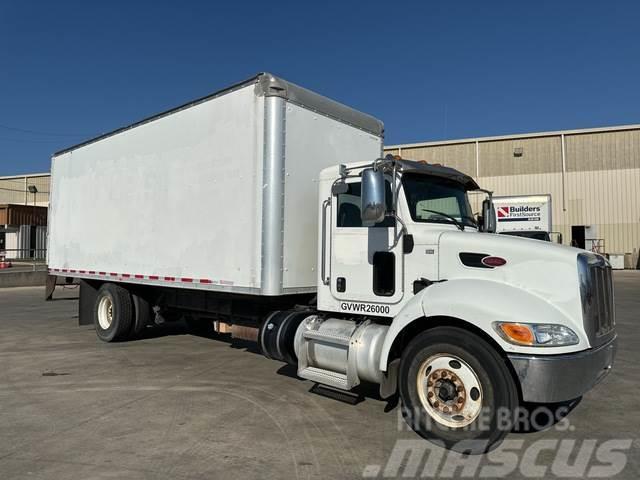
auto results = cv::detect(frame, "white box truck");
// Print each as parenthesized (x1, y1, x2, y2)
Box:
(493, 194, 553, 241)
(48, 73, 616, 453)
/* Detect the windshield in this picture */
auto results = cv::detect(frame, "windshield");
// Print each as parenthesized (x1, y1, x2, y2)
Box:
(401, 173, 476, 228)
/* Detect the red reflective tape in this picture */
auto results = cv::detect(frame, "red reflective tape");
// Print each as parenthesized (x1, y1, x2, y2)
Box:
(164, 276, 175, 281)
(121, 274, 131, 278)
(199, 279, 212, 284)
(69, 269, 76, 273)
(148, 275, 159, 280)
(88, 271, 96, 274)
(61, 269, 68, 273)
(109, 273, 118, 277)
(181, 278, 193, 283)
(78, 270, 86, 274)
(134, 274, 144, 279)
(98, 272, 106, 275)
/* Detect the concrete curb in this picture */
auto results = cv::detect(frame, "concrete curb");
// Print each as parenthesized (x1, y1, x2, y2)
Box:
(0, 271, 48, 288)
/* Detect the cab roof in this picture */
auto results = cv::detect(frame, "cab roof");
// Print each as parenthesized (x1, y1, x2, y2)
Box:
(393, 159, 479, 190)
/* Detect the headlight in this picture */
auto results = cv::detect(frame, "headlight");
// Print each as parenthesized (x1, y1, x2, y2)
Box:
(493, 322, 579, 347)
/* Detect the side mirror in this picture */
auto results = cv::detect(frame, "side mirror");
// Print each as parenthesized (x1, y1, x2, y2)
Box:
(482, 198, 496, 233)
(361, 168, 386, 224)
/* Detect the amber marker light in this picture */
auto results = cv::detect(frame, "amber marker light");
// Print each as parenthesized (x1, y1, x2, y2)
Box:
(497, 323, 535, 345)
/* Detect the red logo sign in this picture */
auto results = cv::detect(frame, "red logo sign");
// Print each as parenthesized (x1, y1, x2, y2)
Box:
(497, 207, 510, 218)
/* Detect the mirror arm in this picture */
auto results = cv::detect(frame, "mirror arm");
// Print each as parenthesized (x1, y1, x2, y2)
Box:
(477, 187, 494, 199)
(387, 212, 407, 249)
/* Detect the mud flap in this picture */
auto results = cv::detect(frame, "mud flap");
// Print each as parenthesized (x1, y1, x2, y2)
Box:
(79, 280, 100, 326)
(45, 275, 57, 301)
(380, 358, 400, 399)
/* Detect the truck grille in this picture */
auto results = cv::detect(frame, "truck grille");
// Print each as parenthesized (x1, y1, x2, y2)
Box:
(578, 253, 615, 345)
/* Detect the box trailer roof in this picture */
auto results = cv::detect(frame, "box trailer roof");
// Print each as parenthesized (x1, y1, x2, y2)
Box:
(53, 72, 384, 157)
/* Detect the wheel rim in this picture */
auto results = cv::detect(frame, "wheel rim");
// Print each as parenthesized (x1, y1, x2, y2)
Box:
(416, 353, 483, 428)
(98, 295, 114, 330)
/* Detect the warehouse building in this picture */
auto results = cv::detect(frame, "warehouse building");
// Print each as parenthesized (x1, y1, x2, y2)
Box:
(0, 173, 50, 260)
(0, 173, 50, 207)
(385, 124, 640, 268)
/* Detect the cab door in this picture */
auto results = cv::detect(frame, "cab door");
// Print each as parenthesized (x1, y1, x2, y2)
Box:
(329, 178, 404, 308)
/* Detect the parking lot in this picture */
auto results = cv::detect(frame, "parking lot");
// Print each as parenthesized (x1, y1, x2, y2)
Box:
(0, 273, 638, 479)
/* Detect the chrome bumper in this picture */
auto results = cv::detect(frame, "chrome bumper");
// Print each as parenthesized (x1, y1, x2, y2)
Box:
(507, 336, 617, 403)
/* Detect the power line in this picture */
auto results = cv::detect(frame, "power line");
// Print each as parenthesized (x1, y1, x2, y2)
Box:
(0, 123, 97, 137)
(0, 136, 67, 144)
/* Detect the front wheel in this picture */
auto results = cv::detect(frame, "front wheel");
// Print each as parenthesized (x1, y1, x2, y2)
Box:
(398, 326, 518, 454)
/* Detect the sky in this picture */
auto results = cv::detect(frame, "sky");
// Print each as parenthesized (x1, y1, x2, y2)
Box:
(0, 0, 639, 174)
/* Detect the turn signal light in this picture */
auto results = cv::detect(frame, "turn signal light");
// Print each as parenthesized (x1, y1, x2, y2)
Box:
(497, 323, 534, 345)
(494, 322, 580, 347)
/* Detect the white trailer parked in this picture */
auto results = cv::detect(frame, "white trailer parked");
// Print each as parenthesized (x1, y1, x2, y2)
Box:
(493, 194, 553, 241)
(48, 73, 616, 453)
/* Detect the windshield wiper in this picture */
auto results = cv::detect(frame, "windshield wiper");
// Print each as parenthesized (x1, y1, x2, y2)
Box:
(418, 209, 464, 231)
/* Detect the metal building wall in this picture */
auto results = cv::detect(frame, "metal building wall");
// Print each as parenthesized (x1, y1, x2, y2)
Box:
(386, 125, 640, 265)
(0, 174, 50, 206)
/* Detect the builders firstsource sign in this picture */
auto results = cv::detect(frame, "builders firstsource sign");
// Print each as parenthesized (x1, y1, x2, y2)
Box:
(494, 196, 551, 233)
(497, 205, 541, 222)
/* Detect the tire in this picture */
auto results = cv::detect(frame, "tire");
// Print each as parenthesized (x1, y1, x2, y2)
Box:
(398, 326, 518, 454)
(131, 292, 153, 337)
(94, 283, 134, 342)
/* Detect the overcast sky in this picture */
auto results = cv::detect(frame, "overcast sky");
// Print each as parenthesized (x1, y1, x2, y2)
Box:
(1, 0, 639, 174)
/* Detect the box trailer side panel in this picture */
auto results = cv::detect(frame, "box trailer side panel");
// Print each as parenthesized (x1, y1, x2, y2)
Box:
(493, 194, 552, 233)
(48, 85, 265, 291)
(281, 102, 382, 292)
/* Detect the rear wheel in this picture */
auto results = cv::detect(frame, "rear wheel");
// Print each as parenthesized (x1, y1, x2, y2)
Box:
(398, 326, 518, 454)
(94, 283, 134, 342)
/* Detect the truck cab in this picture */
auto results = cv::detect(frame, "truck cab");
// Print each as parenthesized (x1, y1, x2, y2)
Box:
(317, 158, 482, 318)
(290, 155, 617, 452)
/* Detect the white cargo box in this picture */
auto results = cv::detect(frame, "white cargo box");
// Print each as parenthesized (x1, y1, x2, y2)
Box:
(493, 194, 552, 233)
(48, 73, 383, 296)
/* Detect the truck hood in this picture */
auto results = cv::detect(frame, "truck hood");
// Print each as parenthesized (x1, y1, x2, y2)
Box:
(436, 230, 584, 328)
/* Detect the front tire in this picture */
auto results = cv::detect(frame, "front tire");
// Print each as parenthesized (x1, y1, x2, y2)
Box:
(398, 326, 518, 454)
(94, 283, 134, 342)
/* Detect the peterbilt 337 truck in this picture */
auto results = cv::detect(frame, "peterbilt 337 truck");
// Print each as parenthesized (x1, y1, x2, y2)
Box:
(48, 73, 616, 452)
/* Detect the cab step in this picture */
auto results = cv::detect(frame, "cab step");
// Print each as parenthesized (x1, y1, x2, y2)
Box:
(298, 366, 349, 390)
